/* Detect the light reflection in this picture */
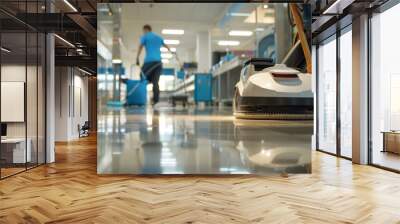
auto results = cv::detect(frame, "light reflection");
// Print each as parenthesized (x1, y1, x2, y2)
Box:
(97, 107, 312, 174)
(160, 147, 177, 167)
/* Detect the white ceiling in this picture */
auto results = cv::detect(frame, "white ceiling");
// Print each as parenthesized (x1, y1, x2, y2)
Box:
(119, 3, 229, 54)
(121, 3, 228, 24)
(98, 3, 277, 67)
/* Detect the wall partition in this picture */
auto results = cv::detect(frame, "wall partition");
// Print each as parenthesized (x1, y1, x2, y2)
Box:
(0, 2, 46, 179)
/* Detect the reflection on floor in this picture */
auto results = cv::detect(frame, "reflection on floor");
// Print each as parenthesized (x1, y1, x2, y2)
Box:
(98, 106, 312, 174)
(0, 167, 25, 178)
(373, 151, 400, 171)
(1, 162, 44, 179)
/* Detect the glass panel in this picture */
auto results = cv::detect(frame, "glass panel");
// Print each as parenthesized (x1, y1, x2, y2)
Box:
(38, 32, 45, 165)
(317, 37, 337, 154)
(27, 31, 38, 169)
(0, 0, 46, 178)
(26, 0, 39, 169)
(339, 29, 352, 158)
(371, 4, 400, 171)
(1, 30, 27, 177)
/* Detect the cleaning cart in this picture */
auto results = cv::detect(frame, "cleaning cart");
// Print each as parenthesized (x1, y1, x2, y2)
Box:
(125, 62, 163, 106)
(126, 78, 147, 106)
(170, 55, 190, 107)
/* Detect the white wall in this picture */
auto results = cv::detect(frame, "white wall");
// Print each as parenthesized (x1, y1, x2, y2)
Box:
(55, 67, 89, 141)
(1, 63, 46, 164)
(1, 65, 37, 137)
(55, 67, 69, 141)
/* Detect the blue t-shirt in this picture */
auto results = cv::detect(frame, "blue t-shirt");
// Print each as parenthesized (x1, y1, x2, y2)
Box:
(140, 32, 164, 63)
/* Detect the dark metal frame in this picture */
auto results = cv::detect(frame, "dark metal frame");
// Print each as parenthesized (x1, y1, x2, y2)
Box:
(336, 22, 341, 159)
(0, 0, 47, 180)
(367, 10, 373, 166)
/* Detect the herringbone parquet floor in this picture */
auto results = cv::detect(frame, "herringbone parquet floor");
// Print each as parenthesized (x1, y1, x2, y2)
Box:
(1, 135, 400, 224)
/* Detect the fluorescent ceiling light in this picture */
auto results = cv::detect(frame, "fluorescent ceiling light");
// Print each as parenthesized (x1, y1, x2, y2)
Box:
(218, 40, 240, 46)
(229, 13, 251, 17)
(322, 0, 351, 15)
(255, 27, 265, 32)
(1, 47, 11, 53)
(229, 30, 253, 37)
(162, 59, 170, 64)
(162, 29, 184, 35)
(160, 47, 176, 52)
(323, 0, 340, 14)
(161, 53, 173, 59)
(112, 59, 122, 64)
(78, 67, 92, 76)
(98, 7, 109, 12)
(263, 5, 269, 9)
(244, 7, 275, 24)
(54, 34, 75, 48)
(63, 0, 78, 12)
(164, 39, 180, 45)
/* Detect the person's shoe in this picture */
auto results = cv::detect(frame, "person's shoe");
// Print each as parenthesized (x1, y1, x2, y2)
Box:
(152, 102, 161, 110)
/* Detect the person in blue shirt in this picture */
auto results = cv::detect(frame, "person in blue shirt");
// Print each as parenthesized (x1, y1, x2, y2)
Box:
(136, 24, 174, 105)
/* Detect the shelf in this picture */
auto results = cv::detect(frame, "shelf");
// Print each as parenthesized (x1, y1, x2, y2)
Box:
(172, 75, 195, 96)
(212, 58, 243, 78)
(173, 84, 194, 96)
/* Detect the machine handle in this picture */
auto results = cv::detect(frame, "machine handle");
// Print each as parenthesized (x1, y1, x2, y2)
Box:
(244, 58, 274, 71)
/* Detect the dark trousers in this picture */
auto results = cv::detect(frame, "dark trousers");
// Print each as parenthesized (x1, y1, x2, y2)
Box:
(142, 61, 162, 104)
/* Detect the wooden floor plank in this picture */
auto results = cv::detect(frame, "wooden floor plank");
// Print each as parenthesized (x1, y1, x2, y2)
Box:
(0, 135, 399, 223)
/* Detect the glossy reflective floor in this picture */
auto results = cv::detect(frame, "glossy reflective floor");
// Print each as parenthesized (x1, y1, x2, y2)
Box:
(98, 106, 313, 174)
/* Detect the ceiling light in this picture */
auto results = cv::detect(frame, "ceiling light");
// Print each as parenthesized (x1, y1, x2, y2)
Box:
(1, 47, 11, 53)
(322, 0, 349, 14)
(218, 40, 240, 46)
(229, 30, 253, 37)
(54, 34, 75, 48)
(229, 13, 251, 17)
(255, 27, 265, 32)
(112, 59, 122, 64)
(98, 7, 109, 12)
(160, 47, 176, 52)
(244, 8, 275, 24)
(164, 39, 180, 45)
(162, 59, 170, 64)
(263, 5, 269, 9)
(78, 67, 92, 76)
(63, 0, 78, 12)
(161, 53, 173, 59)
(162, 29, 184, 35)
